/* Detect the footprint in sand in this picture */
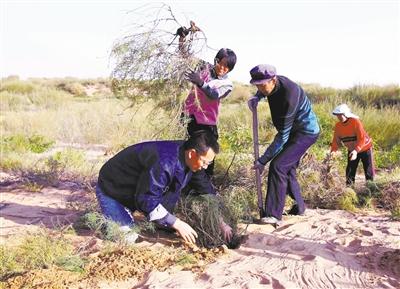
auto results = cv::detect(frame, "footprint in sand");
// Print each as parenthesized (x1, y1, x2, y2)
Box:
(348, 238, 362, 250)
(264, 236, 283, 246)
(302, 255, 316, 261)
(290, 244, 306, 251)
(325, 243, 337, 251)
(360, 229, 373, 236)
(271, 277, 286, 289)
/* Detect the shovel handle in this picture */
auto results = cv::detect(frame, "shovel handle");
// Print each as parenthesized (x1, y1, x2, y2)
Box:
(251, 107, 264, 219)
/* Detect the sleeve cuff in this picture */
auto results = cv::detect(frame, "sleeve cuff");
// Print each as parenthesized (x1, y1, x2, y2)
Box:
(258, 157, 268, 165)
(148, 203, 168, 221)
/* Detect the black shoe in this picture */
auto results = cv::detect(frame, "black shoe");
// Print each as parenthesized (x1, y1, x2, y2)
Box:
(287, 205, 305, 216)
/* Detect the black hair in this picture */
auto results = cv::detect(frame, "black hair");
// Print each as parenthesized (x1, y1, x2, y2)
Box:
(176, 27, 189, 38)
(215, 48, 237, 71)
(183, 130, 220, 155)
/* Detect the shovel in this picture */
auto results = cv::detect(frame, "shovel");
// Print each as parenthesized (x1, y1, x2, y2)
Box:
(251, 106, 265, 219)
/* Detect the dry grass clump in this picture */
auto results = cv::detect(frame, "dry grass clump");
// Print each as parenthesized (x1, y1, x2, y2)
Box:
(299, 153, 349, 210)
(178, 194, 243, 249)
(0, 230, 84, 282)
(377, 181, 400, 219)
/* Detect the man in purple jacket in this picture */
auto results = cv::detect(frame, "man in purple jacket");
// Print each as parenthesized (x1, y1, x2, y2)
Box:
(96, 131, 232, 244)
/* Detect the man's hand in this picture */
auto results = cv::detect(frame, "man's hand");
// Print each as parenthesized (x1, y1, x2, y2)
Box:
(219, 220, 233, 242)
(252, 160, 265, 174)
(172, 218, 198, 244)
(247, 96, 259, 111)
(185, 70, 204, 87)
(349, 150, 358, 161)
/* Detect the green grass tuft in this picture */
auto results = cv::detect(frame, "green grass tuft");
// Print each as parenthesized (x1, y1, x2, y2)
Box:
(337, 188, 358, 212)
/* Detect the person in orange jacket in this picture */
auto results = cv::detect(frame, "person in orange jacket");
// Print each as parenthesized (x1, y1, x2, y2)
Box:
(330, 104, 375, 185)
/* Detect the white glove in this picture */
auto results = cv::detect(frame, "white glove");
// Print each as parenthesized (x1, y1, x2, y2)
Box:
(349, 150, 358, 161)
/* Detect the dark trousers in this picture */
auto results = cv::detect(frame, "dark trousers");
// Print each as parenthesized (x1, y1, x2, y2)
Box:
(346, 147, 375, 185)
(186, 115, 218, 176)
(265, 132, 319, 219)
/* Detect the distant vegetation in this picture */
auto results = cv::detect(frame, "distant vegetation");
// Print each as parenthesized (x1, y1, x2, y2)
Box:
(1, 75, 399, 286)
(1, 76, 399, 220)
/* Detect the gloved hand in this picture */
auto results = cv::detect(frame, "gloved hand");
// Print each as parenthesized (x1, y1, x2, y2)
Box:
(349, 150, 358, 161)
(185, 70, 204, 87)
(252, 160, 265, 174)
(248, 96, 259, 111)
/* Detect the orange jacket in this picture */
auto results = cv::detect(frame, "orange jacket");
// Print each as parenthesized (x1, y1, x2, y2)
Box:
(331, 118, 372, 153)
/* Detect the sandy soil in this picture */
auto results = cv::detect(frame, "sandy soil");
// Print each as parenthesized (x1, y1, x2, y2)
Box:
(1, 171, 399, 289)
(138, 210, 400, 289)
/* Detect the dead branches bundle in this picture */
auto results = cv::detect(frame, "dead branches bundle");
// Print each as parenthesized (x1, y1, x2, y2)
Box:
(110, 3, 208, 106)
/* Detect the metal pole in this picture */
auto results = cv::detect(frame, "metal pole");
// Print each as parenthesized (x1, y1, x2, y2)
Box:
(251, 107, 264, 219)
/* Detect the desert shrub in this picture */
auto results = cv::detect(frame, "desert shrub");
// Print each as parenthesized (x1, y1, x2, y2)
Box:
(0, 80, 35, 94)
(299, 153, 347, 209)
(178, 194, 241, 249)
(0, 231, 83, 279)
(219, 125, 253, 153)
(343, 84, 400, 108)
(337, 188, 358, 212)
(355, 105, 400, 149)
(74, 211, 157, 242)
(1, 134, 54, 153)
(376, 181, 400, 220)
(57, 82, 86, 96)
(220, 185, 257, 223)
(74, 212, 125, 242)
(50, 149, 86, 169)
(302, 83, 342, 104)
(312, 102, 337, 148)
(374, 144, 400, 169)
(1, 89, 70, 111)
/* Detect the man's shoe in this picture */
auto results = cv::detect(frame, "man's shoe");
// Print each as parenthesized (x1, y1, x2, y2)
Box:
(260, 216, 280, 225)
(287, 205, 305, 216)
(124, 231, 139, 244)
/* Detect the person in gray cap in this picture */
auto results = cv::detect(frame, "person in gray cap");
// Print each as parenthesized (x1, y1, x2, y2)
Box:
(248, 64, 320, 225)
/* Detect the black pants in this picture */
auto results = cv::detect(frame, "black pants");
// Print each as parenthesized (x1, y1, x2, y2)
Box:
(185, 115, 218, 176)
(346, 147, 375, 185)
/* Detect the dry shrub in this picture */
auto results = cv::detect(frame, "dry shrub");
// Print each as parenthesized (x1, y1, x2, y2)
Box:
(57, 82, 86, 96)
(110, 3, 208, 111)
(336, 188, 358, 212)
(299, 153, 348, 209)
(178, 194, 242, 249)
(377, 181, 400, 219)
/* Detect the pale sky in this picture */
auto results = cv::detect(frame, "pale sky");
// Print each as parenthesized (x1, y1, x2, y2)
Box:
(1, 0, 399, 88)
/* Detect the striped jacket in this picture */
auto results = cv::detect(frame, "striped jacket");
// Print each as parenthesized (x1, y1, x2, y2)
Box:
(331, 118, 372, 153)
